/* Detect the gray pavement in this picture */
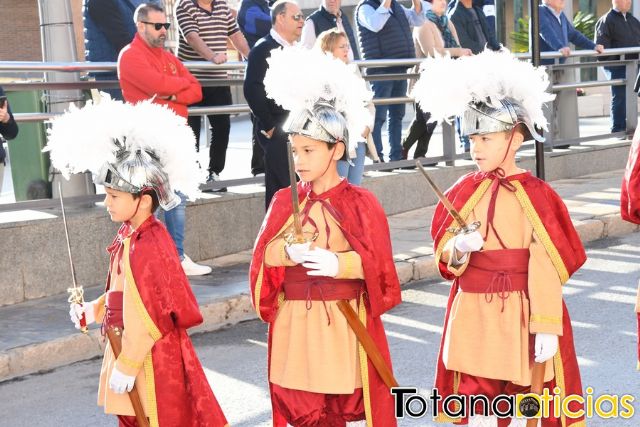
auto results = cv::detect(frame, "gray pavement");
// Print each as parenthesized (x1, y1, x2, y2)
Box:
(0, 233, 638, 426)
(0, 169, 638, 383)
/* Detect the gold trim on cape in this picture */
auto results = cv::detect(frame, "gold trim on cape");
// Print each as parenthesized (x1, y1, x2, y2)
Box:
(253, 197, 309, 320)
(434, 179, 492, 266)
(357, 293, 373, 427)
(512, 181, 570, 284)
(123, 237, 160, 426)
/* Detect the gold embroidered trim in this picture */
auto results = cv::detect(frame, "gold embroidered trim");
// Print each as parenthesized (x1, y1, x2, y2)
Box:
(530, 314, 562, 325)
(434, 179, 492, 266)
(553, 348, 567, 427)
(118, 354, 143, 370)
(254, 197, 309, 321)
(512, 182, 570, 284)
(144, 352, 159, 427)
(337, 251, 359, 279)
(357, 294, 373, 427)
(123, 239, 161, 342)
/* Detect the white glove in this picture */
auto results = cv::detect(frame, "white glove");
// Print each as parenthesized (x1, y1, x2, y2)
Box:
(69, 301, 96, 329)
(534, 333, 558, 363)
(285, 241, 311, 264)
(302, 247, 339, 278)
(109, 366, 136, 394)
(454, 230, 484, 253)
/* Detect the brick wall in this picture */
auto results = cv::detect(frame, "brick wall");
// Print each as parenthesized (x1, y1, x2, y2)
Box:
(0, 0, 86, 63)
(0, 0, 42, 61)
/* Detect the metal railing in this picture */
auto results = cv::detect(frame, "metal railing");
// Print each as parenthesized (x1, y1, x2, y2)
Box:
(0, 47, 638, 210)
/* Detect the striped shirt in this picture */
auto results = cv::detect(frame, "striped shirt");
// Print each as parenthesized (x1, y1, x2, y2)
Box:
(176, 0, 240, 79)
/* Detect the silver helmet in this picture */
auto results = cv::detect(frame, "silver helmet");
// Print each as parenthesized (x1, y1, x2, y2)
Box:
(283, 99, 350, 163)
(461, 97, 545, 142)
(95, 142, 180, 211)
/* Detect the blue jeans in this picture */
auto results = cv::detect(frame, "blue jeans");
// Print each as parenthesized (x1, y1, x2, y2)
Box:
(371, 79, 407, 161)
(337, 141, 366, 185)
(456, 116, 470, 152)
(604, 66, 627, 133)
(158, 193, 186, 259)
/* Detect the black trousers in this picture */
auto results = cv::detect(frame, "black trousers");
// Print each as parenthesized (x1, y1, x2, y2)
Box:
(402, 104, 436, 158)
(187, 85, 232, 174)
(250, 114, 265, 175)
(258, 127, 291, 210)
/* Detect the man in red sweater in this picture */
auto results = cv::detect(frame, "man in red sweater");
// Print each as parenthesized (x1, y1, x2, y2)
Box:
(118, 2, 211, 276)
(118, 2, 202, 118)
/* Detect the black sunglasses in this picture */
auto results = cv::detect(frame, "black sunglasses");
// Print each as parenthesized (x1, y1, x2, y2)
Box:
(141, 21, 171, 31)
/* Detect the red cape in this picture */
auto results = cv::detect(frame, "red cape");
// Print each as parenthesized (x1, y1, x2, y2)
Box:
(430, 172, 586, 426)
(249, 179, 401, 427)
(108, 216, 228, 427)
(621, 127, 640, 224)
(621, 127, 640, 370)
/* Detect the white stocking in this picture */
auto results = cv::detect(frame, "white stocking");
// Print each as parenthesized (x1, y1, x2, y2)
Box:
(346, 421, 367, 427)
(469, 415, 498, 427)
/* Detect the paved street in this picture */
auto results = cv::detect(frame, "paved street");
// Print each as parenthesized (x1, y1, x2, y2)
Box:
(1, 233, 639, 426)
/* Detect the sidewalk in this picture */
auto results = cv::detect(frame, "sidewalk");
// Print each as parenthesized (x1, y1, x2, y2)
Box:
(0, 169, 636, 382)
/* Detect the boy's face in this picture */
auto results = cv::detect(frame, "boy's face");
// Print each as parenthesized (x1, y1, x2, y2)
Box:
(290, 134, 342, 182)
(469, 131, 513, 173)
(103, 187, 139, 223)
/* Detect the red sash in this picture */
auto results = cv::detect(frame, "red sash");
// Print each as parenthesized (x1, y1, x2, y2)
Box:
(458, 249, 529, 313)
(282, 265, 363, 301)
(104, 291, 124, 330)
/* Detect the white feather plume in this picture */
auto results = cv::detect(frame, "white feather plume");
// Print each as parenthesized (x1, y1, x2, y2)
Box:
(264, 46, 373, 144)
(411, 49, 555, 130)
(44, 95, 202, 201)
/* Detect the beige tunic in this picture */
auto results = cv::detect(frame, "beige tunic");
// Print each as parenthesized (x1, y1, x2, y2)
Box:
(265, 197, 366, 393)
(95, 238, 155, 416)
(440, 183, 562, 386)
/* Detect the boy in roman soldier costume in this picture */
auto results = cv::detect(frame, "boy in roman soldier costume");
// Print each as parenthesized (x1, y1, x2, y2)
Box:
(412, 50, 586, 427)
(249, 48, 401, 426)
(46, 98, 228, 427)
(620, 126, 640, 370)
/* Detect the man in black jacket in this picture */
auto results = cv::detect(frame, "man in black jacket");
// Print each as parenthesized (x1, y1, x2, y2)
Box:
(244, 0, 303, 209)
(448, 0, 500, 55)
(595, 0, 640, 134)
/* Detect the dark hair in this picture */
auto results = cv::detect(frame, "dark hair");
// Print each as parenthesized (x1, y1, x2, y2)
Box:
(134, 3, 164, 23)
(133, 189, 160, 213)
(271, 0, 296, 24)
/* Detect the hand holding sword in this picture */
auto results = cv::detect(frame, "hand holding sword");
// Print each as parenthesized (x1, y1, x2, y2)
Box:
(415, 162, 481, 236)
(283, 141, 318, 247)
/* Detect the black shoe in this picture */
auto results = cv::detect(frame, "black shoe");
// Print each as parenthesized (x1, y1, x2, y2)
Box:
(206, 172, 227, 192)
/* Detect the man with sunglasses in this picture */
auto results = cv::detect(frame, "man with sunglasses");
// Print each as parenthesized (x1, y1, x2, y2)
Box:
(244, 0, 304, 210)
(118, 3, 202, 118)
(119, 3, 213, 277)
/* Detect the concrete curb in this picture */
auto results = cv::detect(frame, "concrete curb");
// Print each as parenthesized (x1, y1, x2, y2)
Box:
(1, 212, 637, 383)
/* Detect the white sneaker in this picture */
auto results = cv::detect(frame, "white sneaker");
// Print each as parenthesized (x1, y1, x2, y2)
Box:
(181, 255, 212, 276)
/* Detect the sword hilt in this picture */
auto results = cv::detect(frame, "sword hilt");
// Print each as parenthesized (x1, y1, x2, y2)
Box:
(68, 286, 88, 334)
(446, 220, 481, 235)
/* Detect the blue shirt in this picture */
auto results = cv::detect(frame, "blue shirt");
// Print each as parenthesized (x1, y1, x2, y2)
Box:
(357, 0, 428, 32)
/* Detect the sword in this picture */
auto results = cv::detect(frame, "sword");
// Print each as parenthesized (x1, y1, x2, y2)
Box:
(59, 182, 88, 333)
(416, 162, 480, 235)
(284, 141, 317, 245)
(336, 300, 399, 389)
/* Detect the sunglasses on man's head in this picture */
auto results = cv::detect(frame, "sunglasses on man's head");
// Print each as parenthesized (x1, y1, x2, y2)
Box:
(141, 21, 171, 30)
